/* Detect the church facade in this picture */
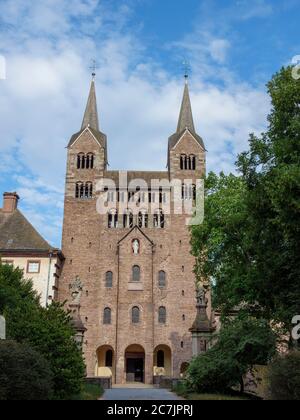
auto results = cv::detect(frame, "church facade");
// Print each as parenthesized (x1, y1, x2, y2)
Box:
(58, 75, 211, 385)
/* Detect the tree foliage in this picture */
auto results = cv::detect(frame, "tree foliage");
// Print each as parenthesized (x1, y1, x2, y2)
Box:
(0, 340, 53, 401)
(187, 318, 276, 393)
(0, 262, 85, 400)
(269, 351, 300, 400)
(191, 67, 300, 332)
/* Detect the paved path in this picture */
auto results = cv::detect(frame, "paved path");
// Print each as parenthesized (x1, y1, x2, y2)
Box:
(102, 387, 183, 400)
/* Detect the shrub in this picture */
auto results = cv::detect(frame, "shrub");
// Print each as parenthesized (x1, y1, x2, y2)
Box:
(269, 351, 300, 400)
(187, 318, 276, 394)
(0, 263, 85, 400)
(0, 341, 53, 400)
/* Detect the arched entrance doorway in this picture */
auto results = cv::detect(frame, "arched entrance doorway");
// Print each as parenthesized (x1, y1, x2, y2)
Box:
(153, 345, 172, 377)
(125, 344, 145, 383)
(95, 345, 115, 379)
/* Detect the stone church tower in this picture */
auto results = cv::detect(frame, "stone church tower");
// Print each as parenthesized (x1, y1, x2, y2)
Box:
(58, 74, 210, 385)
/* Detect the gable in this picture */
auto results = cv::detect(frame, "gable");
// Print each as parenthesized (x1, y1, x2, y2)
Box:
(67, 127, 106, 150)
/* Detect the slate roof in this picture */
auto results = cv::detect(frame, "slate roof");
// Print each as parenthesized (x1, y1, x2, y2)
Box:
(81, 79, 99, 132)
(0, 209, 53, 252)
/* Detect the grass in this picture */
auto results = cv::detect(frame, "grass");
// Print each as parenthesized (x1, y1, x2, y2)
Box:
(71, 383, 104, 400)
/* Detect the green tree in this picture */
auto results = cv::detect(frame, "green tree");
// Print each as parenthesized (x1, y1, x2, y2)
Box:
(0, 341, 53, 400)
(0, 263, 85, 399)
(187, 318, 276, 393)
(191, 67, 300, 334)
(269, 351, 300, 400)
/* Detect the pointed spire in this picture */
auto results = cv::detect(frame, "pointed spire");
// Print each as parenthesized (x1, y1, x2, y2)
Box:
(81, 78, 99, 132)
(177, 79, 195, 134)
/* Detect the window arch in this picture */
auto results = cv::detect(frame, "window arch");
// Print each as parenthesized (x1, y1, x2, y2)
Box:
(138, 210, 148, 229)
(85, 182, 93, 199)
(158, 306, 167, 324)
(75, 182, 93, 199)
(108, 210, 118, 229)
(132, 265, 141, 282)
(86, 153, 95, 169)
(157, 350, 165, 368)
(105, 350, 113, 367)
(123, 209, 133, 229)
(190, 155, 196, 170)
(158, 271, 166, 289)
(77, 153, 85, 169)
(180, 154, 187, 170)
(103, 307, 111, 325)
(132, 306, 140, 324)
(105, 271, 113, 288)
(154, 210, 165, 229)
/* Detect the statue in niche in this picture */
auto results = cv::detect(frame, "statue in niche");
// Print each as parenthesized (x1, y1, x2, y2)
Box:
(69, 276, 84, 305)
(132, 239, 140, 255)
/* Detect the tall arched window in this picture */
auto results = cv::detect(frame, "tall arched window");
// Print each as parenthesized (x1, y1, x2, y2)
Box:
(132, 265, 141, 282)
(180, 154, 187, 170)
(108, 210, 118, 229)
(158, 306, 167, 324)
(132, 306, 140, 324)
(157, 350, 165, 368)
(154, 210, 165, 229)
(85, 182, 93, 199)
(190, 155, 196, 170)
(86, 153, 94, 169)
(103, 308, 111, 325)
(105, 271, 113, 288)
(158, 271, 166, 289)
(138, 211, 148, 229)
(75, 182, 82, 198)
(123, 210, 133, 229)
(105, 350, 113, 367)
(77, 153, 85, 169)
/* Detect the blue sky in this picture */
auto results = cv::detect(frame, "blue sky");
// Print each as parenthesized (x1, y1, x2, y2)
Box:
(0, 0, 299, 247)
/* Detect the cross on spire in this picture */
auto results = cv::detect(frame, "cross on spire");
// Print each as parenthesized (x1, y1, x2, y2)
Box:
(89, 59, 98, 80)
(182, 59, 191, 82)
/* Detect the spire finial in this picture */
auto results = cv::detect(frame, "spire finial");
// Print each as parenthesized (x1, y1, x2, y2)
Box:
(89, 59, 98, 80)
(182, 59, 191, 83)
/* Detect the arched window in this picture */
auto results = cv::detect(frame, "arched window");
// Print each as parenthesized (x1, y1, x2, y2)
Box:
(190, 155, 196, 170)
(132, 306, 140, 324)
(158, 271, 166, 289)
(105, 271, 113, 288)
(138, 211, 148, 229)
(103, 308, 111, 325)
(157, 350, 165, 368)
(75, 182, 82, 198)
(105, 350, 113, 367)
(192, 184, 196, 201)
(132, 265, 141, 282)
(108, 210, 118, 229)
(85, 153, 94, 169)
(77, 153, 85, 169)
(180, 154, 187, 170)
(123, 210, 133, 229)
(154, 210, 165, 229)
(158, 306, 166, 324)
(85, 182, 93, 199)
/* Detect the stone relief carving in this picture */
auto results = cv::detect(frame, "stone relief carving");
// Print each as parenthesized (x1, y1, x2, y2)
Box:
(69, 276, 84, 305)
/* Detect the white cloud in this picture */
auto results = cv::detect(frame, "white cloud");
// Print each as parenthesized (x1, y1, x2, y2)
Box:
(0, 0, 270, 246)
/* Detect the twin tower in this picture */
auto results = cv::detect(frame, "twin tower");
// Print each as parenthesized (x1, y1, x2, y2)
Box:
(58, 75, 209, 385)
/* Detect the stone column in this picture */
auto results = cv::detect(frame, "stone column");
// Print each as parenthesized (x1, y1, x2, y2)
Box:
(189, 285, 214, 357)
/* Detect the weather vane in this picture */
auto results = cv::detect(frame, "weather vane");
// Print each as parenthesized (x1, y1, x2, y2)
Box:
(89, 59, 98, 79)
(182, 59, 191, 81)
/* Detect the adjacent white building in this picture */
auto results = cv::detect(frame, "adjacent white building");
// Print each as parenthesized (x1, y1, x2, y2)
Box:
(0, 192, 64, 307)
